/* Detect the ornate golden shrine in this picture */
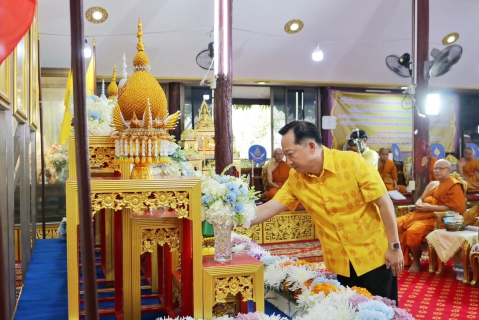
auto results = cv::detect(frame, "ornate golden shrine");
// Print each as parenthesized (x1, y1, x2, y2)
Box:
(66, 136, 203, 319)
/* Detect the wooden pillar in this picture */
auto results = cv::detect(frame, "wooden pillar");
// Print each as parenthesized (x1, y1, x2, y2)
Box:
(69, 0, 99, 318)
(168, 82, 181, 142)
(412, 0, 430, 201)
(0, 204, 8, 320)
(213, 0, 233, 175)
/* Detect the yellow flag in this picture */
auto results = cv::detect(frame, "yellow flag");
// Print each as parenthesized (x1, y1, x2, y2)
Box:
(58, 54, 96, 145)
(58, 69, 73, 145)
(85, 53, 96, 95)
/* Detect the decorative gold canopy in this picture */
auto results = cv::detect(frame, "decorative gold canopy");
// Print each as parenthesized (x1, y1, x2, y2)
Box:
(116, 18, 167, 122)
(111, 18, 180, 179)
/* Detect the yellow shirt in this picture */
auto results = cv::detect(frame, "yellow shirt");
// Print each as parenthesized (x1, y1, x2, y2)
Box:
(274, 146, 388, 277)
(361, 146, 379, 168)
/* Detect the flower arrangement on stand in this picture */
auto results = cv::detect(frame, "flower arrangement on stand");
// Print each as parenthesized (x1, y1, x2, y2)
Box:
(57, 217, 67, 241)
(151, 138, 195, 177)
(199, 165, 258, 262)
(70, 95, 116, 136)
(45, 143, 69, 179)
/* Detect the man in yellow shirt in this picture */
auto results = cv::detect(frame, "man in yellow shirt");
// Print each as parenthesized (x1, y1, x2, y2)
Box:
(346, 129, 379, 168)
(253, 121, 403, 304)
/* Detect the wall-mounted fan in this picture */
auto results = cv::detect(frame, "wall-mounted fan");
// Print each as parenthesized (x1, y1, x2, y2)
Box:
(425, 44, 462, 79)
(385, 53, 412, 78)
(196, 42, 214, 70)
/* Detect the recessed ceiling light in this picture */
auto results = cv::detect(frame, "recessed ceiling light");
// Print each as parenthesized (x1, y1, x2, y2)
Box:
(86, 6, 108, 24)
(284, 19, 304, 34)
(254, 81, 270, 85)
(442, 32, 459, 45)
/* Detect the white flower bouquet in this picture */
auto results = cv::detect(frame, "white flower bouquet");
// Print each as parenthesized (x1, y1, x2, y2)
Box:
(70, 95, 116, 136)
(45, 143, 69, 174)
(200, 166, 258, 228)
(151, 139, 195, 177)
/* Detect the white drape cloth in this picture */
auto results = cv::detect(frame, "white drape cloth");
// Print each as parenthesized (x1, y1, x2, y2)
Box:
(426, 229, 478, 263)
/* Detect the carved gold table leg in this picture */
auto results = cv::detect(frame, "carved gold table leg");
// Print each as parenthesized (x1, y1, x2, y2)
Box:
(151, 245, 158, 293)
(428, 244, 437, 274)
(462, 241, 471, 285)
(435, 259, 445, 276)
(470, 253, 479, 287)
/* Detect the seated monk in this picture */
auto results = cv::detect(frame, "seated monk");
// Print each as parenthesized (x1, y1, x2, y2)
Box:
(263, 148, 290, 202)
(458, 147, 479, 191)
(378, 148, 407, 193)
(397, 159, 466, 273)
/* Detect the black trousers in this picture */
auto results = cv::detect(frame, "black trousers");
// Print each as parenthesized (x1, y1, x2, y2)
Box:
(336, 262, 398, 306)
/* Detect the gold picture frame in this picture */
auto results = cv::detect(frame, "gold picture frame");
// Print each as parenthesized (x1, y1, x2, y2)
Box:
(0, 55, 10, 109)
(13, 33, 29, 123)
(30, 14, 39, 130)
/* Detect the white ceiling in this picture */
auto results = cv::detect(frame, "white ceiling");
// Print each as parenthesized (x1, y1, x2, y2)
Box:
(38, 0, 479, 90)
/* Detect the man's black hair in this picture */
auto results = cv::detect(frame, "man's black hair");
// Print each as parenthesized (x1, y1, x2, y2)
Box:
(278, 121, 322, 146)
(350, 129, 368, 140)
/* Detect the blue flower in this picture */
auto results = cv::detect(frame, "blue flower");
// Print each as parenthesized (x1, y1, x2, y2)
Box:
(260, 256, 280, 266)
(219, 176, 229, 184)
(239, 188, 248, 196)
(358, 300, 394, 320)
(202, 194, 213, 206)
(89, 110, 101, 120)
(233, 202, 244, 214)
(225, 192, 237, 204)
(311, 276, 341, 287)
(355, 310, 388, 320)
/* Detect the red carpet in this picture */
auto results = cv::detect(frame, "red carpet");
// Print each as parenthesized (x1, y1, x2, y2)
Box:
(398, 255, 479, 319)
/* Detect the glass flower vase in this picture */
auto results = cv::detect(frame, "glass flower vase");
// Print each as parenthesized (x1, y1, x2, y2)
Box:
(213, 222, 233, 263)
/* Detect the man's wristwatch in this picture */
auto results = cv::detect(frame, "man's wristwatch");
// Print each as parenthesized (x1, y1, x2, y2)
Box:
(389, 242, 400, 251)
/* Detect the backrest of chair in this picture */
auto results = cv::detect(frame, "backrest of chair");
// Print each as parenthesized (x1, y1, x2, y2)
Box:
(261, 158, 275, 189)
(450, 171, 467, 197)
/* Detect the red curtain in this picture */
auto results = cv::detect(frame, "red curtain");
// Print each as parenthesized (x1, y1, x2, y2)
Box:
(0, 0, 37, 64)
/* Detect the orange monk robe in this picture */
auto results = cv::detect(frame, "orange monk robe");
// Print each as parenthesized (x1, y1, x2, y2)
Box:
(264, 161, 290, 202)
(397, 177, 465, 265)
(429, 156, 438, 181)
(378, 159, 407, 193)
(463, 157, 479, 191)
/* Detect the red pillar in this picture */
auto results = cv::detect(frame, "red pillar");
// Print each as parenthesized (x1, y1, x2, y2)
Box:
(213, 0, 233, 175)
(412, 0, 430, 201)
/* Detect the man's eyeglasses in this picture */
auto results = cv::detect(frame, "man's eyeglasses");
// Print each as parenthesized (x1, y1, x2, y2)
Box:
(433, 167, 449, 171)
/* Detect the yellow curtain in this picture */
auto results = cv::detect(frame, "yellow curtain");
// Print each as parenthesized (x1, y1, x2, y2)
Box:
(58, 55, 96, 145)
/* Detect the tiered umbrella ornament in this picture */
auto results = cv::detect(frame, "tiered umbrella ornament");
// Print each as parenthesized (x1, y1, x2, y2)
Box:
(111, 18, 180, 179)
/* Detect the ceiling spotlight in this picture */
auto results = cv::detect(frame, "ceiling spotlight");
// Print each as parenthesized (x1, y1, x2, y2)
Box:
(312, 44, 323, 61)
(85, 6, 108, 24)
(92, 11, 103, 20)
(253, 81, 270, 85)
(284, 19, 304, 34)
(442, 32, 459, 45)
(84, 39, 92, 58)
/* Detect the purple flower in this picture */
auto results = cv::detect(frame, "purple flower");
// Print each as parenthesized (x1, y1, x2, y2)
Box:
(71, 118, 75, 126)
(373, 295, 397, 308)
(393, 307, 415, 320)
(349, 293, 371, 308)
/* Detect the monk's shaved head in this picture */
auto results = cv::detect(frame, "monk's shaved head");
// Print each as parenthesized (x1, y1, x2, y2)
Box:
(273, 148, 283, 155)
(435, 159, 451, 168)
(379, 148, 389, 155)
